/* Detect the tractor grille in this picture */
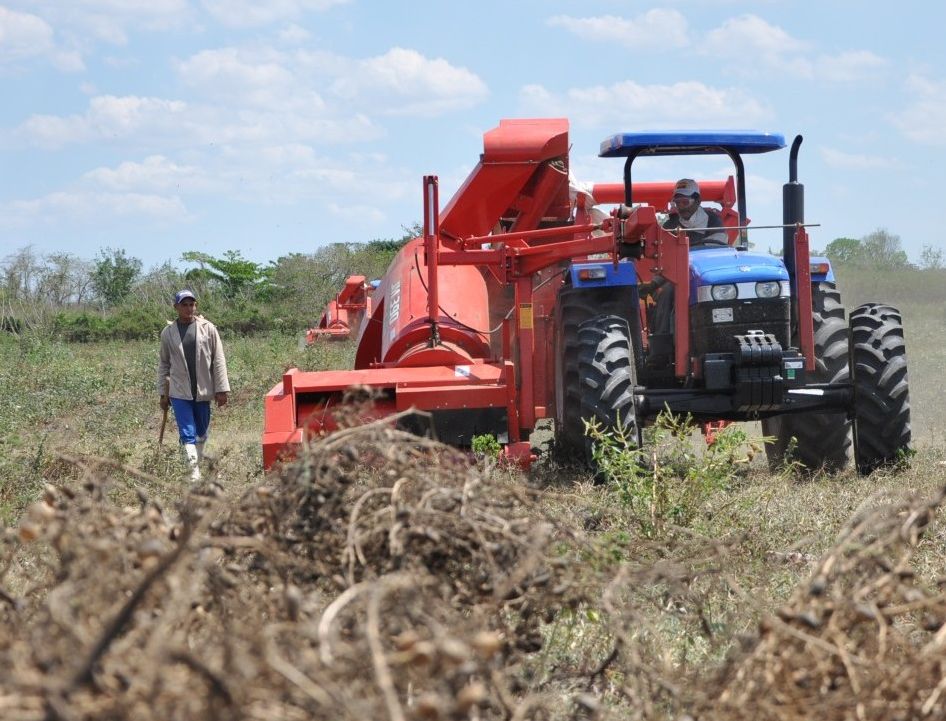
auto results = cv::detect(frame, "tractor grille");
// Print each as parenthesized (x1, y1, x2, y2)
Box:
(691, 298, 790, 359)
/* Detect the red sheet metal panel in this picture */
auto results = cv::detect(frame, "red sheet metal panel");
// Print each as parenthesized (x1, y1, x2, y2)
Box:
(394, 383, 508, 411)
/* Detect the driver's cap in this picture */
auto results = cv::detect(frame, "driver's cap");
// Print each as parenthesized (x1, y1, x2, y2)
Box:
(672, 178, 700, 197)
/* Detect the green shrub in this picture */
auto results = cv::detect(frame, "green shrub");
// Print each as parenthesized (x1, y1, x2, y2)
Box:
(108, 304, 166, 340)
(471, 433, 502, 459)
(52, 307, 165, 342)
(52, 310, 110, 342)
(586, 412, 763, 537)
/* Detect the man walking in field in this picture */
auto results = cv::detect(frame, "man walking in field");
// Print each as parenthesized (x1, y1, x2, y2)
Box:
(157, 289, 230, 481)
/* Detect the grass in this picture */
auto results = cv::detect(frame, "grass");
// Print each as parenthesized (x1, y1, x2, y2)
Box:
(837, 265, 946, 444)
(0, 331, 355, 522)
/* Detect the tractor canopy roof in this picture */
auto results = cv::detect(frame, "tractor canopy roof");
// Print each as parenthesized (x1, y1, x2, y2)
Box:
(599, 130, 786, 158)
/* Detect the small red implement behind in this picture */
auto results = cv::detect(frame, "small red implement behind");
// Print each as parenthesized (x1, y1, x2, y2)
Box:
(304, 275, 372, 343)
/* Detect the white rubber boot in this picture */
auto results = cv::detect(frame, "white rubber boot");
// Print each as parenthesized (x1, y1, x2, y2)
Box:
(184, 443, 201, 481)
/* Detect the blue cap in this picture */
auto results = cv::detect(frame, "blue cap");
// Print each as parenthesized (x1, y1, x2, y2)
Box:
(174, 289, 197, 304)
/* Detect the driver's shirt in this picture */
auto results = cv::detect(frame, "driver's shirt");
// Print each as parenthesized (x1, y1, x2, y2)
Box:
(663, 206, 728, 247)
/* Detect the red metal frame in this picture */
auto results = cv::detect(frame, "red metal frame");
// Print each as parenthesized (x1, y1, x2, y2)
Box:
(792, 226, 816, 371)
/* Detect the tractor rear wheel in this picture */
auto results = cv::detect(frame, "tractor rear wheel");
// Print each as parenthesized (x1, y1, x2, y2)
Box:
(850, 303, 911, 474)
(577, 315, 639, 465)
(555, 286, 639, 458)
(762, 282, 852, 473)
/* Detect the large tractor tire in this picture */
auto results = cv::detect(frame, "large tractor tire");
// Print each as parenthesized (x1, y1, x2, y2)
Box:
(849, 303, 911, 474)
(577, 315, 640, 465)
(762, 282, 852, 473)
(554, 286, 640, 458)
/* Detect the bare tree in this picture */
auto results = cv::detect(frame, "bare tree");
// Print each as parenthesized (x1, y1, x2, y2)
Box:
(920, 244, 945, 270)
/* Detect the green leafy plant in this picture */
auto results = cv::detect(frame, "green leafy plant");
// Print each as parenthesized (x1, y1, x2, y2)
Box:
(585, 411, 764, 537)
(182, 250, 275, 301)
(471, 433, 502, 460)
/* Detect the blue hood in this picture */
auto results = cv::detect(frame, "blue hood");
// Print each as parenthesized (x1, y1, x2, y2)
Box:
(689, 247, 788, 302)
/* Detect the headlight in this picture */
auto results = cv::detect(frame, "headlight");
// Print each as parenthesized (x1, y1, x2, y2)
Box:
(755, 281, 782, 299)
(711, 283, 738, 301)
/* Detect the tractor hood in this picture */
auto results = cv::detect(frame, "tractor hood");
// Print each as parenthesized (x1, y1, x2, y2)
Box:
(689, 247, 788, 287)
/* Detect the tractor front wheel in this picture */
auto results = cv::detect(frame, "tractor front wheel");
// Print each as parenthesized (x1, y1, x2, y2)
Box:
(850, 303, 911, 474)
(762, 283, 852, 473)
(577, 315, 640, 466)
(555, 286, 639, 459)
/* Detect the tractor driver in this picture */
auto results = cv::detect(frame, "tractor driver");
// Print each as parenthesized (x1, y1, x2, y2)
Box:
(661, 178, 728, 246)
(640, 179, 728, 366)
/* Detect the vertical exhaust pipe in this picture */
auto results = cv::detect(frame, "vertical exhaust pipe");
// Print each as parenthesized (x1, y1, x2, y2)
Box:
(782, 135, 804, 278)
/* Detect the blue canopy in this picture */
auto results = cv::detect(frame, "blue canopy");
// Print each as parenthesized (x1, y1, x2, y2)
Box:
(599, 130, 786, 158)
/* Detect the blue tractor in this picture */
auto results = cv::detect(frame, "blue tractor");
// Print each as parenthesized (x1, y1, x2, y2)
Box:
(553, 131, 911, 474)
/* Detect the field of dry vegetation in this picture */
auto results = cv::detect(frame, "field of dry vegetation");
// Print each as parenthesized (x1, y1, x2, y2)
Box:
(0, 265, 945, 720)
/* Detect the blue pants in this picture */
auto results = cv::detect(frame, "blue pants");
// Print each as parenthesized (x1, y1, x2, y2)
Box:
(170, 398, 211, 445)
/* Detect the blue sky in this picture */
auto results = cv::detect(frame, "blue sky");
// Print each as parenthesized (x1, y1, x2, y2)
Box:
(1, 1, 942, 270)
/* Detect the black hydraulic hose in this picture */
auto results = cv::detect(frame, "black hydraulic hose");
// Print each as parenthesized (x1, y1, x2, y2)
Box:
(412, 249, 509, 336)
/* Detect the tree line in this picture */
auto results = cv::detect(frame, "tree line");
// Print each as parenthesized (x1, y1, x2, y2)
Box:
(821, 229, 943, 270)
(1, 226, 417, 341)
(1, 225, 940, 342)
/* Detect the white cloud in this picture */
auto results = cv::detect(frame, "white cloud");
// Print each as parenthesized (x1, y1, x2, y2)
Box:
(0, 6, 87, 71)
(277, 23, 312, 44)
(145, 143, 412, 207)
(82, 155, 215, 193)
(244, 144, 405, 201)
(820, 147, 893, 170)
(519, 80, 771, 129)
(2, 0, 192, 71)
(330, 47, 488, 115)
(200, 0, 349, 28)
(0, 6, 54, 62)
(18, 95, 189, 148)
(706, 14, 807, 56)
(891, 75, 946, 146)
(15, 90, 384, 151)
(19, 42, 484, 155)
(178, 44, 488, 117)
(22, 0, 192, 44)
(547, 10, 688, 50)
(1, 190, 190, 229)
(175, 47, 303, 107)
(7, 38, 483, 231)
(704, 14, 812, 77)
(703, 14, 885, 84)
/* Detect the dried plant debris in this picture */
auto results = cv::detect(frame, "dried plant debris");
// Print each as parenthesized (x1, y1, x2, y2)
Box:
(1, 424, 946, 721)
(697, 485, 946, 721)
(0, 424, 596, 721)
